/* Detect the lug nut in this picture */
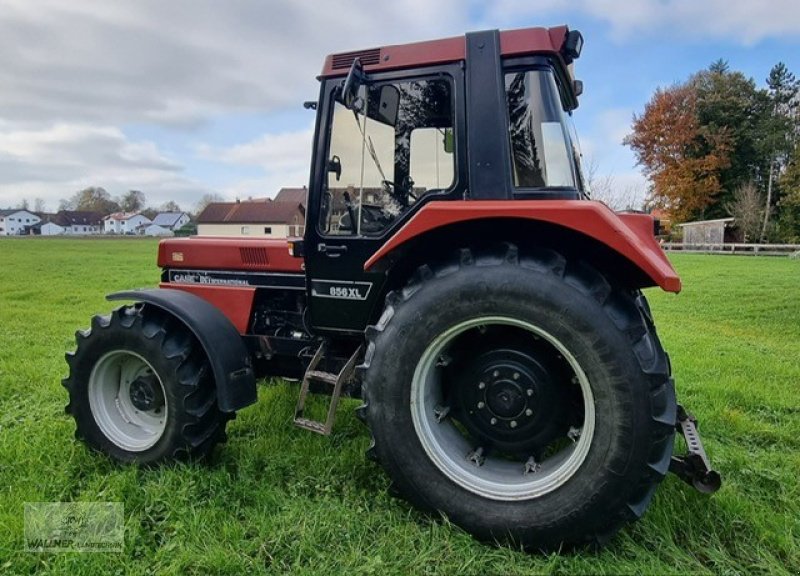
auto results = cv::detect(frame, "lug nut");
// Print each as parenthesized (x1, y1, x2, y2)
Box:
(490, 417, 497, 425)
(525, 408, 533, 416)
(526, 389, 534, 396)
(478, 381, 486, 390)
(492, 370, 499, 378)
(513, 372, 520, 380)
(477, 401, 485, 409)
(510, 420, 518, 428)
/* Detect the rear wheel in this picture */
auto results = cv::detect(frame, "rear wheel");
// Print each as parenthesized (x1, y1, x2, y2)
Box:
(360, 245, 676, 550)
(64, 305, 228, 463)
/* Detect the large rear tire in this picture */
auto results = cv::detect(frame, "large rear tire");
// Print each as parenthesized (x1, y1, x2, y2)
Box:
(63, 305, 228, 463)
(360, 245, 676, 550)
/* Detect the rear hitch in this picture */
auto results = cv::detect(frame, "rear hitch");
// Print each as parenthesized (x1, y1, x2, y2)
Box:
(669, 404, 722, 494)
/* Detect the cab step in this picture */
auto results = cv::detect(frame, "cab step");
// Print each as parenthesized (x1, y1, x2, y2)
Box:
(293, 341, 362, 435)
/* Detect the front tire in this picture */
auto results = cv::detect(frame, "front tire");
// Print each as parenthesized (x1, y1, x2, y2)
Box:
(63, 305, 228, 463)
(360, 245, 676, 550)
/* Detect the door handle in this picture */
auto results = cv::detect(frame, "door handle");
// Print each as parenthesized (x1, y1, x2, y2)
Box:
(318, 243, 348, 255)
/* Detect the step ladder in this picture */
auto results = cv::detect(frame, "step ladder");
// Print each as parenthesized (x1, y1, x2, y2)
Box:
(293, 341, 362, 435)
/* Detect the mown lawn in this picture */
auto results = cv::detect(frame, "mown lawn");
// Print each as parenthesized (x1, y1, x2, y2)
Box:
(0, 237, 798, 575)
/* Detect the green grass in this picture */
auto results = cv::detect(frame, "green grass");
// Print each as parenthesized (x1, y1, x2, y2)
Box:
(1, 238, 799, 575)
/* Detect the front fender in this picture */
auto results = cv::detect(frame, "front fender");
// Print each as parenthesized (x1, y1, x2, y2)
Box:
(108, 289, 256, 412)
(364, 200, 680, 292)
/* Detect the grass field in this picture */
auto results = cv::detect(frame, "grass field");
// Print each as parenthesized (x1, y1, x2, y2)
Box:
(0, 237, 798, 575)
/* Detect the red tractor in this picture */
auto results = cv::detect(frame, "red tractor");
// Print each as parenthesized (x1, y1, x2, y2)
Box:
(63, 26, 719, 550)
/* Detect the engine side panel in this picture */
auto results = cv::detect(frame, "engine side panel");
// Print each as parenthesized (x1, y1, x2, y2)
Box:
(158, 237, 304, 273)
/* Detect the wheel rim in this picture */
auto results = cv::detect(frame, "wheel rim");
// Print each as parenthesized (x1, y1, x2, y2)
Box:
(88, 350, 168, 452)
(410, 316, 595, 501)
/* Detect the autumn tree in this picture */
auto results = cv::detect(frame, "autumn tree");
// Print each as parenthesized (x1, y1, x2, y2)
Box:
(624, 84, 731, 222)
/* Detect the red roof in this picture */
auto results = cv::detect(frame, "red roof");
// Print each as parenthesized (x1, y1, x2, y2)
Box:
(274, 187, 307, 206)
(197, 200, 305, 225)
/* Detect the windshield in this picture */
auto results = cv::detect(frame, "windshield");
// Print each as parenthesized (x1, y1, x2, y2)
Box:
(320, 77, 454, 236)
(505, 69, 577, 189)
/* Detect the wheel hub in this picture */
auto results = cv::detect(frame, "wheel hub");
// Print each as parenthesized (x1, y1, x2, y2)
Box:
(453, 346, 570, 455)
(485, 374, 528, 420)
(129, 374, 164, 411)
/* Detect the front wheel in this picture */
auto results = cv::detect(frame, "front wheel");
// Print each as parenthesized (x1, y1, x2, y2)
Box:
(360, 245, 676, 550)
(63, 305, 228, 463)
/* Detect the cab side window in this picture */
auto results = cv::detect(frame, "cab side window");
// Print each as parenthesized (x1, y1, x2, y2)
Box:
(320, 77, 454, 236)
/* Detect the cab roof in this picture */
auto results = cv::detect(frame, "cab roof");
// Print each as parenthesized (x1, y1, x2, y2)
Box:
(320, 25, 571, 78)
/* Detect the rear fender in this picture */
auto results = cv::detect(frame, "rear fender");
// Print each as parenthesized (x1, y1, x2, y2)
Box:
(107, 289, 256, 412)
(365, 200, 681, 292)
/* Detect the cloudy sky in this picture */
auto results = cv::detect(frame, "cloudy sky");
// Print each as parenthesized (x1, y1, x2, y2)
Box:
(1, 0, 798, 212)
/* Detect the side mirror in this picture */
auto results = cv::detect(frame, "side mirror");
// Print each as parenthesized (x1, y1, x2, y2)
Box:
(341, 58, 365, 111)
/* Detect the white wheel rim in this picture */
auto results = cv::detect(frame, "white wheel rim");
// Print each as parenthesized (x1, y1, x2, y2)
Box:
(88, 350, 168, 451)
(410, 316, 595, 501)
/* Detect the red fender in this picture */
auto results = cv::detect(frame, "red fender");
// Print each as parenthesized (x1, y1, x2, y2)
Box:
(364, 200, 681, 293)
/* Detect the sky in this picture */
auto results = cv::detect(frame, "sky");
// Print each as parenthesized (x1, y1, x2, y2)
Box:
(0, 0, 798, 213)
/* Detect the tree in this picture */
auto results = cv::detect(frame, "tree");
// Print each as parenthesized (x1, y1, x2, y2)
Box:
(624, 84, 731, 222)
(60, 187, 120, 214)
(194, 193, 224, 216)
(34, 198, 46, 213)
(583, 157, 644, 211)
(692, 64, 764, 217)
(759, 62, 800, 240)
(17, 199, 30, 210)
(119, 190, 146, 213)
(725, 182, 764, 242)
(160, 200, 181, 212)
(778, 145, 800, 242)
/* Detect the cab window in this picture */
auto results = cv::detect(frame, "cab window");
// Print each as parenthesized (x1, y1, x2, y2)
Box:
(320, 77, 454, 236)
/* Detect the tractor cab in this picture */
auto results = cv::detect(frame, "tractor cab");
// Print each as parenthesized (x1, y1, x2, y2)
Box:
(303, 27, 588, 331)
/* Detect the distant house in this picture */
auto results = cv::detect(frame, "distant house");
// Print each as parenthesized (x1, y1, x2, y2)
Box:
(152, 212, 191, 231)
(35, 221, 66, 236)
(104, 212, 152, 234)
(0, 209, 41, 236)
(274, 187, 308, 208)
(197, 200, 305, 237)
(50, 211, 103, 235)
(678, 218, 737, 245)
(143, 224, 173, 237)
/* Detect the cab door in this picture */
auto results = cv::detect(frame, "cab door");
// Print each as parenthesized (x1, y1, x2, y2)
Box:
(304, 71, 461, 333)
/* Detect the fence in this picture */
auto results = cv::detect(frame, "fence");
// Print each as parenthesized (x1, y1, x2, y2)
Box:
(662, 243, 800, 256)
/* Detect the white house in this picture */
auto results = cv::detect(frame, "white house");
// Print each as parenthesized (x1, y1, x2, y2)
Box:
(152, 212, 191, 231)
(48, 211, 104, 235)
(39, 222, 66, 236)
(104, 212, 152, 234)
(143, 224, 173, 236)
(0, 209, 41, 236)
